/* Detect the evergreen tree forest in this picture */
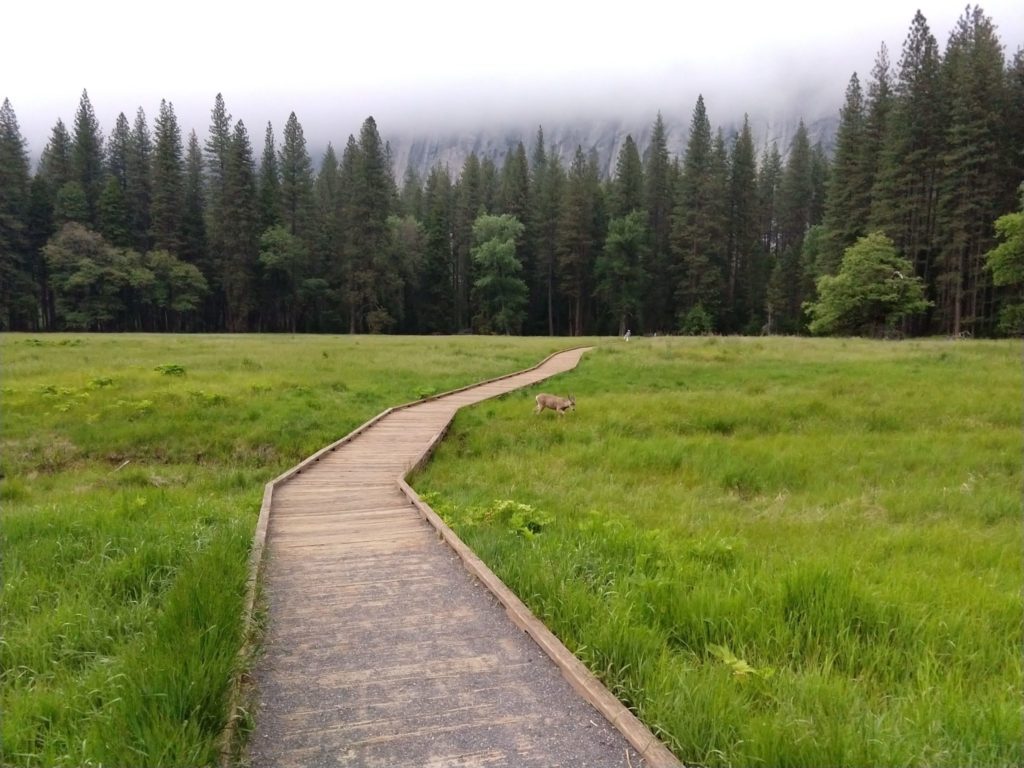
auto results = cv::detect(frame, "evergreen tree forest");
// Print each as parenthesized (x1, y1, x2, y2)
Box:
(1, 8, 1020, 336)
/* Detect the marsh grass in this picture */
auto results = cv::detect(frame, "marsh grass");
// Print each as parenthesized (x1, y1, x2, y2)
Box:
(0, 333, 566, 766)
(416, 336, 1023, 767)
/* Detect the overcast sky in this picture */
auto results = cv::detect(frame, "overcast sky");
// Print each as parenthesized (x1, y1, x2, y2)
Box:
(4, 0, 1022, 157)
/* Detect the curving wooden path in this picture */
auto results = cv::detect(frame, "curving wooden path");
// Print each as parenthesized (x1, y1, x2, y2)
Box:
(246, 348, 680, 768)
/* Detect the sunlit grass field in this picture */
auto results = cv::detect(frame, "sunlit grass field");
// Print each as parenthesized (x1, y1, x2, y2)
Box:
(0, 333, 567, 767)
(414, 336, 1022, 767)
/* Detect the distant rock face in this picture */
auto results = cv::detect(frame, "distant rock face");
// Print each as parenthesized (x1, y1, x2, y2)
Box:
(385, 113, 838, 183)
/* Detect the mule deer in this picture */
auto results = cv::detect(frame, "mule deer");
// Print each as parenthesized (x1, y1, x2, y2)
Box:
(534, 393, 576, 416)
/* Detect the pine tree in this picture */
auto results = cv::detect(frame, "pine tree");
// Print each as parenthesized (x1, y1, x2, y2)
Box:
(558, 146, 603, 335)
(525, 128, 550, 333)
(258, 122, 281, 232)
(335, 135, 360, 329)
(778, 122, 815, 255)
(125, 108, 152, 252)
(26, 176, 56, 328)
(71, 89, 105, 225)
(0, 98, 35, 328)
(934, 5, 1009, 335)
(454, 152, 482, 330)
(642, 112, 674, 331)
(870, 10, 945, 330)
(38, 118, 86, 291)
(204, 93, 233, 314)
(39, 119, 73, 191)
(347, 117, 393, 332)
(107, 113, 132, 190)
(181, 131, 207, 272)
(727, 116, 761, 332)
(767, 121, 818, 331)
(810, 141, 830, 232)
(385, 214, 425, 332)
(499, 142, 529, 223)
(150, 99, 184, 255)
(383, 140, 401, 212)
(1007, 50, 1024, 198)
(479, 156, 499, 214)
(97, 176, 131, 247)
(99, 114, 133, 248)
(54, 181, 88, 225)
(672, 96, 726, 327)
(418, 163, 455, 333)
(862, 44, 894, 215)
(609, 134, 644, 218)
(534, 151, 566, 334)
(822, 73, 869, 273)
(399, 164, 424, 219)
(759, 143, 785, 331)
(311, 144, 345, 330)
(530, 126, 547, 179)
(220, 120, 259, 331)
(278, 112, 315, 241)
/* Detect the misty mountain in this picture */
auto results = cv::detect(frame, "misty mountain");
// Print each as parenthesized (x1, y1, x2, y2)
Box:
(384, 113, 839, 183)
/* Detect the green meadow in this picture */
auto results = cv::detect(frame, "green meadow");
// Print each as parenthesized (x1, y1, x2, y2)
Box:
(414, 337, 1023, 767)
(0, 334, 566, 766)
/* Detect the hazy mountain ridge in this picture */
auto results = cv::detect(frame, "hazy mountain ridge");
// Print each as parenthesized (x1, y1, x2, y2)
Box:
(385, 113, 839, 182)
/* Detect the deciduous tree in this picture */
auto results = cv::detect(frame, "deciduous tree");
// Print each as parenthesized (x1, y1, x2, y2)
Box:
(806, 231, 930, 335)
(984, 188, 1024, 334)
(471, 213, 527, 334)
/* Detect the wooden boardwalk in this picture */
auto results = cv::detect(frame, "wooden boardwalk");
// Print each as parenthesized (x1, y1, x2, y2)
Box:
(246, 348, 679, 767)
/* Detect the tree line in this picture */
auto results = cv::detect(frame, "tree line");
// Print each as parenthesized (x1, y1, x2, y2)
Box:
(1, 7, 1021, 336)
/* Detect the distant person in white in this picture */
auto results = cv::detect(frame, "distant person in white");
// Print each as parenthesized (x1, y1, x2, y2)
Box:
(624, 329, 631, 342)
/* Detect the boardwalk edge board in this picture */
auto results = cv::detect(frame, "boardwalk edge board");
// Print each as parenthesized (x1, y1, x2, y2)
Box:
(398, 480, 680, 768)
(222, 345, 681, 767)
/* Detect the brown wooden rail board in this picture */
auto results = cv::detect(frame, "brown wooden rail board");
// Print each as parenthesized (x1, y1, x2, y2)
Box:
(244, 347, 681, 768)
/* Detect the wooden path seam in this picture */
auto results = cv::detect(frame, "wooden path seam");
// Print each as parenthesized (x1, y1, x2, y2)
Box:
(226, 346, 681, 767)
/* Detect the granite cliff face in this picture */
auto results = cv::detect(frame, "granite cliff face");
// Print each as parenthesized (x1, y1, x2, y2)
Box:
(385, 112, 838, 182)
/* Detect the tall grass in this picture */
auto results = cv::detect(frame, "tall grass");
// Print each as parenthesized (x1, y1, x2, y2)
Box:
(0, 333, 566, 766)
(415, 336, 1022, 767)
